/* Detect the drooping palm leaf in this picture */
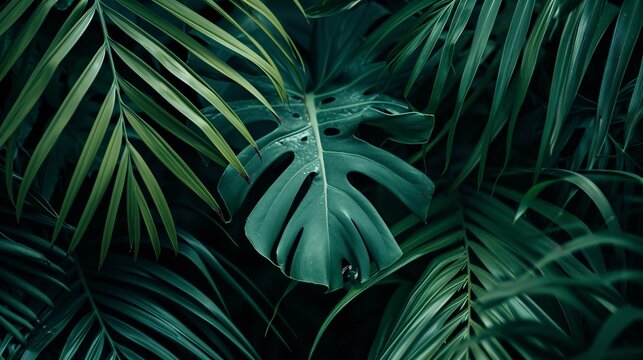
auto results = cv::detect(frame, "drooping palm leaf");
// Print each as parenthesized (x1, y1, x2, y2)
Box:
(0, 186, 70, 354)
(1, 228, 278, 359)
(534, 1, 619, 180)
(2, 1, 641, 358)
(311, 185, 643, 359)
(0, 168, 286, 358)
(311, 0, 641, 190)
(0, 223, 68, 348)
(0, 0, 298, 263)
(589, 0, 642, 167)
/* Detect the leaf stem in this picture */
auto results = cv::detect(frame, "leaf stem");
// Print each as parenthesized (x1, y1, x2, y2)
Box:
(304, 93, 330, 250)
(456, 194, 473, 359)
(74, 256, 120, 358)
(95, 0, 126, 136)
(95, 2, 116, 80)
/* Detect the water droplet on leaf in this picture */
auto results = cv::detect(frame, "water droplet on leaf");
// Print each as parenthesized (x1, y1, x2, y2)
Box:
(342, 264, 359, 282)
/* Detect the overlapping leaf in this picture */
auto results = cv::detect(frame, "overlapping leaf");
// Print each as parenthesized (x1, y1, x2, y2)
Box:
(311, 186, 643, 359)
(0, 0, 298, 262)
(205, 3, 434, 291)
(0, 188, 69, 353)
(0, 170, 286, 358)
(305, 0, 364, 17)
(316, 0, 640, 190)
(0, 226, 67, 347)
(1, 227, 280, 359)
(215, 86, 434, 291)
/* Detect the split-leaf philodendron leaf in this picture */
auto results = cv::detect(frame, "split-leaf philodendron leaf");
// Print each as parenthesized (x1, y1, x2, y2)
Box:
(213, 83, 434, 290)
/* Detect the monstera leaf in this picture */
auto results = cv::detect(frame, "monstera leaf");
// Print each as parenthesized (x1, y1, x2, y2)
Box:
(213, 79, 434, 290)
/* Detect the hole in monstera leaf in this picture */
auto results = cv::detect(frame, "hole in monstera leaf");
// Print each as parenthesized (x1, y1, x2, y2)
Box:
(268, 172, 316, 262)
(324, 127, 341, 136)
(300, 136, 308, 142)
(239, 152, 294, 222)
(347, 172, 408, 225)
(352, 219, 376, 269)
(373, 107, 393, 115)
(292, 112, 301, 118)
(283, 228, 304, 276)
(251, 119, 278, 132)
(321, 97, 336, 105)
(291, 95, 303, 101)
(355, 123, 389, 146)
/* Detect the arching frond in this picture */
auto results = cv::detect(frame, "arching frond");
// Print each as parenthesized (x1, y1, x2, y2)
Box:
(311, 186, 643, 359)
(0, 219, 68, 349)
(1, 224, 281, 359)
(0, 0, 299, 263)
(307, 0, 642, 188)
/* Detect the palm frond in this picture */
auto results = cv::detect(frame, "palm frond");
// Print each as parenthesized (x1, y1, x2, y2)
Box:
(623, 62, 642, 149)
(311, 183, 643, 359)
(1, 226, 279, 358)
(305, 0, 364, 17)
(0, 170, 286, 358)
(327, 0, 641, 188)
(0, 0, 298, 263)
(0, 187, 70, 355)
(534, 1, 619, 180)
(3, 1, 640, 358)
(0, 224, 67, 348)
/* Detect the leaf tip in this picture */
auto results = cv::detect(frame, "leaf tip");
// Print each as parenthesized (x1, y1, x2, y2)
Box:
(215, 210, 229, 224)
(254, 146, 263, 160)
(512, 211, 523, 224)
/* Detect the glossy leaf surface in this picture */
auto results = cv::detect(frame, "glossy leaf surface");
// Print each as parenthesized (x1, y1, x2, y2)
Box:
(216, 87, 434, 290)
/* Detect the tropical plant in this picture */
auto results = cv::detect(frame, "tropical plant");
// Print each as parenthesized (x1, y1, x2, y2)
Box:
(1, 0, 642, 359)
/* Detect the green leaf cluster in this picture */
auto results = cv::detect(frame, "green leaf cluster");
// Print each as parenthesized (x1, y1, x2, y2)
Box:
(1, 0, 642, 358)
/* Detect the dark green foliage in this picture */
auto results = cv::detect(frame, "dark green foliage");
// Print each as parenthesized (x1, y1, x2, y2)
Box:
(1, 0, 642, 358)
(210, 5, 435, 290)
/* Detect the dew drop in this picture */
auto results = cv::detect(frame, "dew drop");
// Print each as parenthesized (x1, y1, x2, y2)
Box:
(342, 264, 359, 282)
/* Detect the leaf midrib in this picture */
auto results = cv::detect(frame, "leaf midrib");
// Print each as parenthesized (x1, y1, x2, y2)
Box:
(305, 93, 330, 261)
(75, 258, 120, 358)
